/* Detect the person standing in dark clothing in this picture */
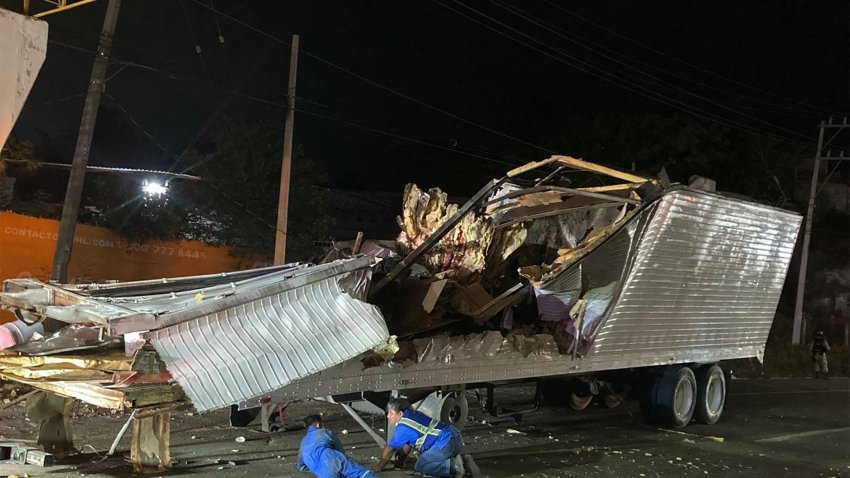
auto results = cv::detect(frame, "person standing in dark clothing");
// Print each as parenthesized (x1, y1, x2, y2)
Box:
(811, 330, 831, 379)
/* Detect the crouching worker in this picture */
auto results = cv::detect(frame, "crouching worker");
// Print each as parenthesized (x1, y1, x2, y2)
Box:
(372, 397, 465, 477)
(298, 415, 378, 478)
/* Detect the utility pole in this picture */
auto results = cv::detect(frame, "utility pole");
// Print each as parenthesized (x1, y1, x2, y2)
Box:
(792, 117, 849, 344)
(50, 0, 121, 283)
(273, 34, 299, 265)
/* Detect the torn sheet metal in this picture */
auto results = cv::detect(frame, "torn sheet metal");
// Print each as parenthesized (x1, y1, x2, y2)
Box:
(149, 259, 390, 412)
(531, 188, 801, 358)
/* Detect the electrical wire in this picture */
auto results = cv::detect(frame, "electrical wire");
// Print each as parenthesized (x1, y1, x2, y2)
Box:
(434, 0, 814, 147)
(294, 107, 523, 168)
(188, 0, 555, 155)
(488, 0, 826, 129)
(540, 0, 841, 116)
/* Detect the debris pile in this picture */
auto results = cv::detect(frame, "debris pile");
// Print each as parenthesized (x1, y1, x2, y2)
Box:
(0, 155, 659, 415)
(0, 149, 804, 465)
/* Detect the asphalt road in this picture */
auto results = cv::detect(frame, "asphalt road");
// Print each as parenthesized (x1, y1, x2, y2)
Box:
(0, 378, 847, 477)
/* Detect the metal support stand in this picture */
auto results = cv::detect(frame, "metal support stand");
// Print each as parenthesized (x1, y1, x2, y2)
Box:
(26, 392, 74, 456)
(341, 403, 387, 448)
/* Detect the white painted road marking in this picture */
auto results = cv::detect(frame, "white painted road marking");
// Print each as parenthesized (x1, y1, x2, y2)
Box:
(755, 427, 850, 443)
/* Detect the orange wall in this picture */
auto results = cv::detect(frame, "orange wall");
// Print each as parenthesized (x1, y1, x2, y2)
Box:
(0, 212, 271, 321)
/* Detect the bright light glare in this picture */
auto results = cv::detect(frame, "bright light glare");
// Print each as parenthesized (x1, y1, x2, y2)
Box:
(142, 181, 168, 196)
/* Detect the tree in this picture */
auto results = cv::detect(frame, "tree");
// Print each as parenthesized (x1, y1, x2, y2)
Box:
(548, 113, 808, 206)
(0, 136, 40, 179)
(182, 118, 333, 261)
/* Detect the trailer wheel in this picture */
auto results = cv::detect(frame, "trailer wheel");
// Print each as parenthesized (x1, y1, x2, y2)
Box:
(568, 392, 593, 410)
(602, 392, 625, 409)
(638, 373, 661, 424)
(655, 366, 697, 428)
(440, 392, 469, 430)
(694, 364, 726, 425)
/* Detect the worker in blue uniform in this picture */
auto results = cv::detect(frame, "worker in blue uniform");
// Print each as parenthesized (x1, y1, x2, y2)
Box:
(297, 415, 378, 478)
(372, 397, 465, 477)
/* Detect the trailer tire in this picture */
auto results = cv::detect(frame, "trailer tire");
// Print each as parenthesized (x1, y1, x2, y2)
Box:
(602, 392, 625, 409)
(638, 373, 661, 424)
(569, 392, 593, 410)
(440, 393, 469, 430)
(694, 364, 726, 425)
(655, 366, 697, 429)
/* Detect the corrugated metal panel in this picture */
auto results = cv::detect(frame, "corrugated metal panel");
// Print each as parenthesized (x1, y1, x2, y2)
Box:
(149, 264, 389, 413)
(591, 190, 801, 357)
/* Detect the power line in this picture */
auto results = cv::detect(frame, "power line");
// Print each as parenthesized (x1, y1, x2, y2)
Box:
(188, 0, 555, 155)
(443, 0, 814, 145)
(490, 0, 828, 120)
(540, 0, 841, 116)
(294, 107, 524, 168)
(434, 0, 814, 147)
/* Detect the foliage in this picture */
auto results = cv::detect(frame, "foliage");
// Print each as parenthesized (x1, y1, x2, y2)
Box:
(78, 176, 190, 243)
(549, 113, 809, 205)
(0, 137, 41, 178)
(182, 118, 333, 260)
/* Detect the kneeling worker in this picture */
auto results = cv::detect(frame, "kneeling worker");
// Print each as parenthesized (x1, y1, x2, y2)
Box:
(372, 397, 465, 477)
(298, 414, 378, 478)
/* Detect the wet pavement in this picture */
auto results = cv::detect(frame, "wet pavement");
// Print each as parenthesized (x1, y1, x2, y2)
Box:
(0, 377, 847, 477)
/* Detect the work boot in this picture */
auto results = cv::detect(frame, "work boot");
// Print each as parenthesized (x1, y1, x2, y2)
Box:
(452, 454, 465, 477)
(462, 454, 480, 477)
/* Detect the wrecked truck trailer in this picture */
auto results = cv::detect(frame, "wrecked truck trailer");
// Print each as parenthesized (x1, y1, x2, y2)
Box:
(247, 161, 801, 431)
(0, 155, 800, 469)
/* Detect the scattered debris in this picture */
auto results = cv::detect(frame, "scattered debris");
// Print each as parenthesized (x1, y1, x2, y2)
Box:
(506, 428, 527, 435)
(235, 436, 246, 443)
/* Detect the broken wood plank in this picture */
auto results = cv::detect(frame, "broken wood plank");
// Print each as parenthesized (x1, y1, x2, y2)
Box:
(471, 283, 527, 324)
(507, 157, 558, 178)
(484, 185, 638, 210)
(371, 178, 505, 297)
(122, 384, 185, 408)
(352, 231, 364, 255)
(577, 182, 646, 193)
(0, 373, 128, 409)
(131, 412, 171, 473)
(551, 155, 652, 183)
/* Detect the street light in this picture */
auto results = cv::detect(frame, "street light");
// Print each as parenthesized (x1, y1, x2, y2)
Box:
(141, 179, 168, 198)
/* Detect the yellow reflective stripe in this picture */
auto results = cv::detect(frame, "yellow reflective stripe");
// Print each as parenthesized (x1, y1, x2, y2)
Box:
(398, 417, 442, 451)
(398, 417, 429, 435)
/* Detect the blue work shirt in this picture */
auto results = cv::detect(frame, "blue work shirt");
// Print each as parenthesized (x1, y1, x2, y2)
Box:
(388, 409, 458, 453)
(297, 427, 376, 478)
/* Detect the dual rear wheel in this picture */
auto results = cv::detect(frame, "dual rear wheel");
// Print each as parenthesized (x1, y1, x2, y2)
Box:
(640, 364, 726, 428)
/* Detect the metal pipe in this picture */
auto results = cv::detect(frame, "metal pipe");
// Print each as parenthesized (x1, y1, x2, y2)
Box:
(340, 403, 386, 448)
(108, 409, 136, 456)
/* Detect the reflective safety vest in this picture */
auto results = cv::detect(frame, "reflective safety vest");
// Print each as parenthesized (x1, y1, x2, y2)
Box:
(398, 416, 442, 451)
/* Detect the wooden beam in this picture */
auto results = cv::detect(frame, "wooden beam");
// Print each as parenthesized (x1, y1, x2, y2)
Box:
(577, 182, 645, 193)
(507, 158, 558, 177)
(551, 155, 652, 183)
(131, 412, 171, 473)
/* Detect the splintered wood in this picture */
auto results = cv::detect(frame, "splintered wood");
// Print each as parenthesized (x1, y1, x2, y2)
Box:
(397, 184, 494, 282)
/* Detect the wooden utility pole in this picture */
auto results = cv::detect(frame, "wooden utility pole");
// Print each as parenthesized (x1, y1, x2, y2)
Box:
(792, 117, 849, 344)
(273, 34, 299, 265)
(50, 0, 121, 283)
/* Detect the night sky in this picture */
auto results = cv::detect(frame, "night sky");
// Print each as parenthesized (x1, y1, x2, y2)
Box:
(5, 0, 849, 195)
